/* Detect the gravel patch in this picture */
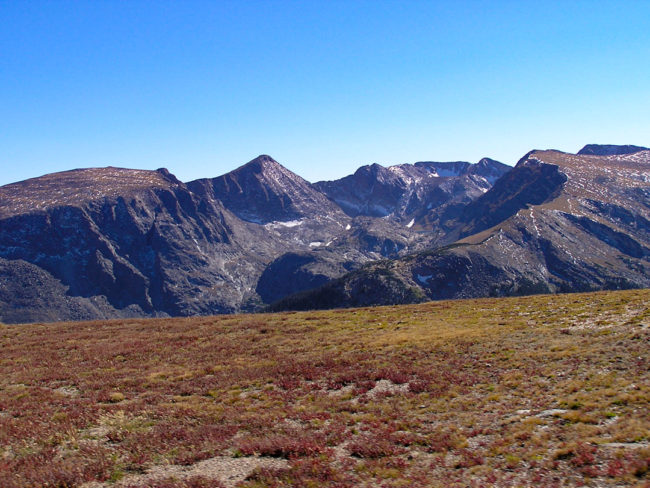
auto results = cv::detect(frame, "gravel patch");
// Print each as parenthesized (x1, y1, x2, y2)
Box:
(599, 442, 649, 449)
(54, 386, 79, 397)
(536, 409, 568, 417)
(367, 379, 409, 398)
(83, 455, 289, 488)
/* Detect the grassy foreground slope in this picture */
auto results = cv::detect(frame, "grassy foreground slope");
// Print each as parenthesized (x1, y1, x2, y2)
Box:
(1, 290, 648, 487)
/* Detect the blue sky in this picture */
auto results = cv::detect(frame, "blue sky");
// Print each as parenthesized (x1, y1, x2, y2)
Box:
(1, 0, 649, 186)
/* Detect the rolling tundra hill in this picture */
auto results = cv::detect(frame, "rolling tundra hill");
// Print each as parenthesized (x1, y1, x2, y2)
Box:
(0, 290, 648, 486)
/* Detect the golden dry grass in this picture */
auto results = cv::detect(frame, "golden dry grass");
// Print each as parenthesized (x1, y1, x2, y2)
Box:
(0, 289, 648, 487)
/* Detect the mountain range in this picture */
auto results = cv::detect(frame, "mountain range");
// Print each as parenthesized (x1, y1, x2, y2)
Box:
(0, 144, 648, 323)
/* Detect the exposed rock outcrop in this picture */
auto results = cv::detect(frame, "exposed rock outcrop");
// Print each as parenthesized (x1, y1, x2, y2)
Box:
(272, 149, 650, 311)
(2, 145, 647, 322)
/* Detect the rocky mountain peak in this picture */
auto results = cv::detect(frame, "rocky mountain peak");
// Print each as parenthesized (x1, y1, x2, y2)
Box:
(468, 158, 512, 184)
(273, 148, 649, 313)
(314, 163, 409, 217)
(456, 152, 567, 238)
(188, 155, 342, 224)
(2, 145, 647, 324)
(225, 155, 306, 185)
(347, 162, 386, 178)
(475, 157, 503, 169)
(315, 157, 511, 222)
(367, 162, 387, 173)
(240, 154, 282, 173)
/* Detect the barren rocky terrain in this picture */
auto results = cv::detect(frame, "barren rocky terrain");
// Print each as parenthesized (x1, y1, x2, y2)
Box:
(0, 154, 509, 323)
(0, 144, 648, 323)
(273, 147, 650, 311)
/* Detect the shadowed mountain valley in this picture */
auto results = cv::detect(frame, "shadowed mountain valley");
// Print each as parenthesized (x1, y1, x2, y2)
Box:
(0, 144, 648, 323)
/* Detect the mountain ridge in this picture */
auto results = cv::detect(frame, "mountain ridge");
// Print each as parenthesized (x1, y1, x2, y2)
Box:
(270, 148, 650, 312)
(1, 144, 648, 323)
(313, 158, 511, 221)
(577, 143, 648, 156)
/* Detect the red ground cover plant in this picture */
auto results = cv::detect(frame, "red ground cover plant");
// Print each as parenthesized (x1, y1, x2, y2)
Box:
(0, 289, 648, 486)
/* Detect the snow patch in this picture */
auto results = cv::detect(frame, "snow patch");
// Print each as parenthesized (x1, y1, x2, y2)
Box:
(484, 174, 501, 185)
(345, 224, 351, 230)
(406, 218, 415, 228)
(530, 209, 540, 238)
(309, 242, 322, 247)
(278, 220, 303, 228)
(192, 238, 202, 253)
(244, 216, 264, 224)
(417, 274, 432, 284)
(266, 219, 303, 229)
(435, 169, 461, 177)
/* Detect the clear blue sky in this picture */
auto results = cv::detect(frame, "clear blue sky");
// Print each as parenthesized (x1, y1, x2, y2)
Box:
(1, 0, 649, 186)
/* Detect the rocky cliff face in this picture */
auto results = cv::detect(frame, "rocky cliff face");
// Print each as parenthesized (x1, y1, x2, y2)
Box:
(0, 167, 272, 321)
(188, 155, 344, 224)
(2, 145, 646, 323)
(4, 155, 501, 323)
(272, 148, 650, 311)
(314, 158, 511, 224)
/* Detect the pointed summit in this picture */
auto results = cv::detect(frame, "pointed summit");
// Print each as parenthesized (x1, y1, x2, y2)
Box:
(239, 154, 282, 174)
(188, 155, 341, 224)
